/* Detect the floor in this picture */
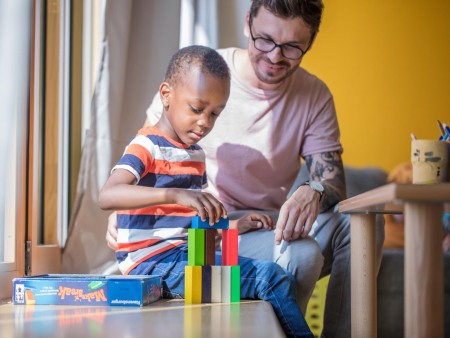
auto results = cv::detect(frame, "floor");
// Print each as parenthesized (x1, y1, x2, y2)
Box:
(0, 298, 285, 338)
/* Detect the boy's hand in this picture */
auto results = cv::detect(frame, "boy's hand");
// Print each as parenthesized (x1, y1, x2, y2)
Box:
(230, 212, 274, 235)
(172, 189, 227, 225)
(106, 212, 119, 250)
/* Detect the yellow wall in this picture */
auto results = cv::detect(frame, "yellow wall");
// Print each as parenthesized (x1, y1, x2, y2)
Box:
(302, 0, 450, 172)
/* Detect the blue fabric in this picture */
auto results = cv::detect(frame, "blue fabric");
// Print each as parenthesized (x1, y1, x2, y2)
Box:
(131, 244, 313, 338)
(443, 213, 450, 233)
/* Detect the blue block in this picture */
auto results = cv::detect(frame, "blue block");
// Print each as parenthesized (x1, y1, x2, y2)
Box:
(191, 216, 229, 230)
(201, 266, 212, 303)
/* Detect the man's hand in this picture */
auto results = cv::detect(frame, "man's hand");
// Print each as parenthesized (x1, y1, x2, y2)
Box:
(230, 212, 274, 235)
(106, 212, 119, 250)
(274, 185, 320, 244)
(274, 150, 346, 245)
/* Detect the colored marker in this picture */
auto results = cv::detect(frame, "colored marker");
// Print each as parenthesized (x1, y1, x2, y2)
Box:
(443, 123, 450, 137)
(437, 120, 446, 136)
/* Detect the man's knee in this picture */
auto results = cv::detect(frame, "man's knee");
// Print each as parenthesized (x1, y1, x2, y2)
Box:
(277, 238, 324, 279)
(299, 238, 324, 272)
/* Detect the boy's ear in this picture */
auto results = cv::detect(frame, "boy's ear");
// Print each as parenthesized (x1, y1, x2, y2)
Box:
(159, 82, 171, 108)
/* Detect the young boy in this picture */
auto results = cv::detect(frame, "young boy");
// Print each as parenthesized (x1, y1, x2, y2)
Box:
(98, 45, 313, 338)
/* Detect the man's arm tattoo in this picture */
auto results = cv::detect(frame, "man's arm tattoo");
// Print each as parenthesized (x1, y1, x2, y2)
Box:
(304, 151, 346, 211)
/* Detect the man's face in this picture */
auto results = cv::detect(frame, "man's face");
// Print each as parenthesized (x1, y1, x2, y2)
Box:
(247, 7, 313, 86)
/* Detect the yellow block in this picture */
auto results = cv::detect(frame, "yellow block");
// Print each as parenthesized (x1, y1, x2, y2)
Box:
(185, 265, 202, 304)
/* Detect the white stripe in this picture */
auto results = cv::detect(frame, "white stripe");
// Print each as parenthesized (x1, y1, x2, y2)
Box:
(156, 146, 205, 163)
(118, 239, 184, 274)
(117, 227, 187, 243)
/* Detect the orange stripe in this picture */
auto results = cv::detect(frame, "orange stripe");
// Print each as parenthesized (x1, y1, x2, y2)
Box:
(116, 238, 163, 252)
(126, 143, 152, 160)
(123, 242, 185, 275)
(125, 143, 153, 175)
(117, 205, 197, 216)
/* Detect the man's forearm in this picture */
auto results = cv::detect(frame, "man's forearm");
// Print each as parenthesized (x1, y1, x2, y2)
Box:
(304, 151, 346, 212)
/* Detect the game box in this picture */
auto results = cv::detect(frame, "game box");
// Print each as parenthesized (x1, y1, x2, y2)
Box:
(12, 274, 162, 306)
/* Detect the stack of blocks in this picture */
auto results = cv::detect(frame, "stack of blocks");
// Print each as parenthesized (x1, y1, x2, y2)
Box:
(185, 216, 240, 304)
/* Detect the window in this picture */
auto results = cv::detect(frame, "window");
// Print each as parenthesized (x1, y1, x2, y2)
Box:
(0, 0, 92, 300)
(0, 0, 32, 300)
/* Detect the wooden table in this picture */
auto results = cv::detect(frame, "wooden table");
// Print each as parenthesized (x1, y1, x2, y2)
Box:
(0, 299, 285, 338)
(338, 183, 450, 338)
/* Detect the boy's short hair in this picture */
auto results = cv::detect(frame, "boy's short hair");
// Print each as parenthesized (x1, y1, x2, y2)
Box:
(165, 45, 230, 87)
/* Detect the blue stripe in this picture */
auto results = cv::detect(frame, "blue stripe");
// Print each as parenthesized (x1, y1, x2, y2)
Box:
(139, 173, 203, 189)
(117, 154, 145, 176)
(147, 134, 176, 148)
(116, 251, 128, 261)
(117, 214, 192, 230)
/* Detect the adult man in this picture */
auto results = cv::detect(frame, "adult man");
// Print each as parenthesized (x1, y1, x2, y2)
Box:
(106, 1, 384, 337)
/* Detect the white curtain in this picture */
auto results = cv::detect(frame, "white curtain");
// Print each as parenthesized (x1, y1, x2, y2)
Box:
(180, 0, 218, 48)
(62, 0, 244, 274)
(62, 0, 134, 274)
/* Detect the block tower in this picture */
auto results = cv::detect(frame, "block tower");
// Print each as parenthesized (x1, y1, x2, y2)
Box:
(185, 216, 240, 304)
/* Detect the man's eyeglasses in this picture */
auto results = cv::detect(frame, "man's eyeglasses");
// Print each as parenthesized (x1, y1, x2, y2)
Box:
(248, 16, 309, 60)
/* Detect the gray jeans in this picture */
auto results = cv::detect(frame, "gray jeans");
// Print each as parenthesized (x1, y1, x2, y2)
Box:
(227, 207, 385, 338)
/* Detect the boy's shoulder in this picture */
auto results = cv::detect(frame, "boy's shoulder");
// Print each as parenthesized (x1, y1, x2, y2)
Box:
(137, 125, 158, 136)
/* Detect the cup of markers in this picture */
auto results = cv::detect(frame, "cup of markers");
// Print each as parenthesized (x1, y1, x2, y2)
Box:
(410, 120, 450, 184)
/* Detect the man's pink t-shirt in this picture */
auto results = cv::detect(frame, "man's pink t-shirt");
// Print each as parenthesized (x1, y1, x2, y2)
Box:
(147, 48, 342, 211)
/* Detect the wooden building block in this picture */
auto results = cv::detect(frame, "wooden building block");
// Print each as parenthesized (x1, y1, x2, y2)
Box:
(222, 229, 238, 266)
(205, 229, 216, 266)
(188, 228, 205, 266)
(202, 266, 212, 303)
(221, 266, 231, 303)
(230, 265, 240, 303)
(211, 266, 222, 303)
(192, 216, 229, 229)
(185, 265, 202, 304)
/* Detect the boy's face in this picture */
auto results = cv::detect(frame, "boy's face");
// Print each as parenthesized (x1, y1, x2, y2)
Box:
(158, 67, 230, 145)
(245, 6, 313, 87)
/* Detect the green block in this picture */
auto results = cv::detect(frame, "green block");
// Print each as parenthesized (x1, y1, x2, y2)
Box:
(188, 228, 205, 266)
(230, 265, 240, 303)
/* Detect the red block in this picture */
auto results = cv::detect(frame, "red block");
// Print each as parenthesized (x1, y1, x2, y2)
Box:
(222, 229, 238, 266)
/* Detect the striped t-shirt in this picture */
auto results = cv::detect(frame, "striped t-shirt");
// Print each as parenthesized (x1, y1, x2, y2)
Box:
(113, 126, 207, 275)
